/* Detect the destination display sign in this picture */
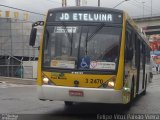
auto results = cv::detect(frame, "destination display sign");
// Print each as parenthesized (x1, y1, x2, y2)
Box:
(48, 11, 123, 23)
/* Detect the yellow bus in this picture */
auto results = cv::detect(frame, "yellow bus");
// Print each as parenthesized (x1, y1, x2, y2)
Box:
(29, 7, 152, 107)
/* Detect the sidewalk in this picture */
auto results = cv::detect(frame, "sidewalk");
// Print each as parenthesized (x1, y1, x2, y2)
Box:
(0, 77, 36, 85)
(153, 74, 160, 80)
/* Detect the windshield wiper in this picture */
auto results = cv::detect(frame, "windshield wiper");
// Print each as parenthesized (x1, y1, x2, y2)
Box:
(84, 23, 105, 55)
(86, 23, 105, 42)
(77, 26, 83, 63)
(85, 27, 89, 55)
(60, 22, 73, 56)
(70, 28, 73, 56)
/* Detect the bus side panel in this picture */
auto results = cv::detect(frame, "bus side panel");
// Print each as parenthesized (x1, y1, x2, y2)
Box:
(37, 21, 47, 86)
(115, 13, 126, 90)
(37, 37, 43, 85)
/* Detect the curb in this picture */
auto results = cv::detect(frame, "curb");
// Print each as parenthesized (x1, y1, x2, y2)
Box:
(0, 77, 36, 85)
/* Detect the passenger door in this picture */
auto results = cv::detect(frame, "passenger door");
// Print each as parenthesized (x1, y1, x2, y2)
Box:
(135, 36, 145, 93)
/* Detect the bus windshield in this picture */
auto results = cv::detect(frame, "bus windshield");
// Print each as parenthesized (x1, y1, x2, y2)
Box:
(43, 24, 122, 71)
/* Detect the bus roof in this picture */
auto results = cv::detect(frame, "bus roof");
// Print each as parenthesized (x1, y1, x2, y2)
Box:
(47, 6, 150, 47)
(125, 12, 150, 47)
(48, 6, 123, 14)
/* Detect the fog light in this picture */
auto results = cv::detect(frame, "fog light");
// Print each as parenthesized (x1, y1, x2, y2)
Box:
(108, 81, 115, 88)
(123, 87, 130, 92)
(43, 77, 49, 84)
(102, 83, 107, 88)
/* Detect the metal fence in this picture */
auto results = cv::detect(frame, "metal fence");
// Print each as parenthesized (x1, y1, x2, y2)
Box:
(0, 65, 34, 79)
(0, 57, 37, 79)
(0, 17, 41, 79)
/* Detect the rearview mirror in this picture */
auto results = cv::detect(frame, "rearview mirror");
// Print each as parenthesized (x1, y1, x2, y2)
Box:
(29, 28, 37, 46)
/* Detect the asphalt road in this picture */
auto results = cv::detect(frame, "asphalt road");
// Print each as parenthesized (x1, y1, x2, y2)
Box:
(0, 74, 160, 120)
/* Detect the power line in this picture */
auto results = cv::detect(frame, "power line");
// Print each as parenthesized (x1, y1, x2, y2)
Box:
(134, 0, 160, 12)
(113, 0, 130, 8)
(128, 1, 142, 9)
(133, 13, 160, 18)
(115, 0, 159, 15)
(45, 0, 71, 6)
(119, 0, 160, 18)
(0, 4, 46, 16)
(130, 0, 160, 18)
(128, 1, 147, 14)
(45, 0, 62, 5)
(128, 0, 153, 12)
(127, 0, 158, 16)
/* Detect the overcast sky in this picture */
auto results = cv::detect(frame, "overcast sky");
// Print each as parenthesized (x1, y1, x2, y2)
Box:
(0, 0, 160, 21)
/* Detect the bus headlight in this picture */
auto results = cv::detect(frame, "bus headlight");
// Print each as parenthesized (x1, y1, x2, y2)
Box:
(100, 80, 115, 89)
(107, 81, 115, 88)
(99, 77, 116, 89)
(43, 77, 49, 84)
(42, 76, 55, 85)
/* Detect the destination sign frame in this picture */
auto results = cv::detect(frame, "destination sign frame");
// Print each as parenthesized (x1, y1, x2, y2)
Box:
(47, 11, 123, 23)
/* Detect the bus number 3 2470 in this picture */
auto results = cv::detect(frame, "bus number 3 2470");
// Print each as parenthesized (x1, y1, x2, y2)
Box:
(85, 78, 103, 84)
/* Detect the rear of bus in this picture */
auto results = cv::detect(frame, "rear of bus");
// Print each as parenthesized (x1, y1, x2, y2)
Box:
(36, 7, 128, 104)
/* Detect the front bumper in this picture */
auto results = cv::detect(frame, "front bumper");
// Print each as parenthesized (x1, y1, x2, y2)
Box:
(37, 85, 123, 104)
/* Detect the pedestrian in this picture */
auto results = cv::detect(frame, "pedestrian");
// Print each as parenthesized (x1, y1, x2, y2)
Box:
(158, 64, 160, 73)
(156, 64, 159, 74)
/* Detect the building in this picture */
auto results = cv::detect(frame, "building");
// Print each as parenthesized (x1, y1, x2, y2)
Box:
(0, 17, 42, 78)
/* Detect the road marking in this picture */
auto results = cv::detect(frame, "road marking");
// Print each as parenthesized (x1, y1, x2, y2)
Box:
(0, 83, 36, 88)
(148, 84, 160, 88)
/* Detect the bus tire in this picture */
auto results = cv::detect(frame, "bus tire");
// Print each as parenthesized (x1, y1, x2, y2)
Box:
(149, 72, 153, 83)
(125, 80, 134, 109)
(64, 101, 73, 106)
(142, 75, 147, 95)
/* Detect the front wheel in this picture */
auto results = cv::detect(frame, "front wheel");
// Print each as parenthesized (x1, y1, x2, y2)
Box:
(64, 101, 73, 106)
(125, 81, 134, 109)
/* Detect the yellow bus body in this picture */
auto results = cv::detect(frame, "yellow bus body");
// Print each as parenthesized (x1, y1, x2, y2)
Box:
(35, 7, 151, 105)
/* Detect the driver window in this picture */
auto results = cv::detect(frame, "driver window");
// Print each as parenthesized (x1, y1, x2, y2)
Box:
(125, 28, 133, 63)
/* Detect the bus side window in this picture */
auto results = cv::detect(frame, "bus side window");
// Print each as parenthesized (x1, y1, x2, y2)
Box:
(146, 47, 150, 64)
(131, 32, 136, 67)
(135, 35, 140, 68)
(125, 28, 133, 63)
(140, 42, 143, 69)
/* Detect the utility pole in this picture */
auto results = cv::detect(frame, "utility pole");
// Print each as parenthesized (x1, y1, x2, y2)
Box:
(81, 0, 87, 6)
(98, 0, 100, 7)
(142, 1, 145, 18)
(151, 0, 152, 17)
(76, 0, 81, 6)
(62, 0, 67, 7)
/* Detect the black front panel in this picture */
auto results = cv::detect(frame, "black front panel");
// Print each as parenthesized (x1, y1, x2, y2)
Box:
(47, 10, 123, 24)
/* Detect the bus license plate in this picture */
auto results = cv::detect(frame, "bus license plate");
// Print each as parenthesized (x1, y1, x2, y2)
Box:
(69, 90, 84, 96)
